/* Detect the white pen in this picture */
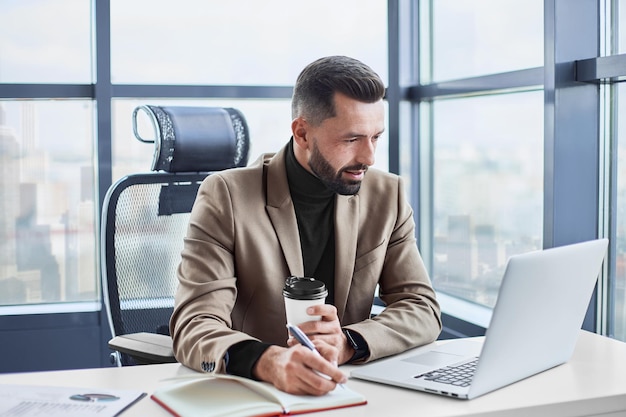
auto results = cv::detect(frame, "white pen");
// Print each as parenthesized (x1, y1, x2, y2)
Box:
(286, 323, 345, 388)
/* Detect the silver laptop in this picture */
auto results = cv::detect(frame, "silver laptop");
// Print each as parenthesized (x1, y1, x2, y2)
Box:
(351, 238, 608, 400)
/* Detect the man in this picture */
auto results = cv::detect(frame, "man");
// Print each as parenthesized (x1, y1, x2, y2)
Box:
(170, 55, 441, 396)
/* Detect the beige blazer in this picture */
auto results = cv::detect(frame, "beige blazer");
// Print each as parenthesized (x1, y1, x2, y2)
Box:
(170, 143, 441, 374)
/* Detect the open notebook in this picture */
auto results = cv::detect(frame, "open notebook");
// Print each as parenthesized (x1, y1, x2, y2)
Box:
(152, 373, 366, 417)
(351, 239, 608, 399)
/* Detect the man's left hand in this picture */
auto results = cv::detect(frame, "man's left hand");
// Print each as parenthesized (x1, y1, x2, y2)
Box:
(286, 304, 355, 364)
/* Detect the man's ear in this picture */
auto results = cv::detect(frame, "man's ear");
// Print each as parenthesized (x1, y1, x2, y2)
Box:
(291, 117, 309, 149)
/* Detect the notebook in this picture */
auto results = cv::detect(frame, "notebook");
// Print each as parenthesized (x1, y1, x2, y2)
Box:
(351, 238, 608, 400)
(151, 373, 366, 417)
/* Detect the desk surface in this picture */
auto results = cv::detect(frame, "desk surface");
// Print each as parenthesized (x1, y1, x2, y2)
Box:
(1, 331, 625, 417)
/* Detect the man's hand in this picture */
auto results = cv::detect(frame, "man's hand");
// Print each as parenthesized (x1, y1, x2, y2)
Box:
(286, 304, 355, 365)
(252, 342, 347, 396)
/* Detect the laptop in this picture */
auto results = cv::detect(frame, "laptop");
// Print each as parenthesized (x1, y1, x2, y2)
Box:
(351, 238, 608, 400)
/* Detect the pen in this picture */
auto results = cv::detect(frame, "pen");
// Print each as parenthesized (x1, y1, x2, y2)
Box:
(286, 323, 319, 354)
(286, 323, 345, 388)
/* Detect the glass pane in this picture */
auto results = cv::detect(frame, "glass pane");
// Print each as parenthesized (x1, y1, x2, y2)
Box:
(0, 0, 92, 84)
(112, 99, 389, 182)
(429, 91, 543, 307)
(0, 101, 97, 306)
(426, 0, 543, 82)
(620, 0, 626, 54)
(612, 83, 626, 342)
(110, 0, 387, 85)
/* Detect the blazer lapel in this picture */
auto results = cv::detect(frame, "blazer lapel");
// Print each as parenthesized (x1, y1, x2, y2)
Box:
(262, 143, 360, 318)
(264, 146, 304, 276)
(333, 194, 359, 320)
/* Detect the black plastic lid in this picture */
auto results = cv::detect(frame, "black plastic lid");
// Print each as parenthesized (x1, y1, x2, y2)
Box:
(282, 276, 328, 300)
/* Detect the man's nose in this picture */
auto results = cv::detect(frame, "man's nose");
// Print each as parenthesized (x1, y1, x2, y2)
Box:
(357, 139, 376, 167)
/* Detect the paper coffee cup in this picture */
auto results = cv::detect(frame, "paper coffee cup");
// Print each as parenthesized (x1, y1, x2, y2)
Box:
(283, 276, 327, 326)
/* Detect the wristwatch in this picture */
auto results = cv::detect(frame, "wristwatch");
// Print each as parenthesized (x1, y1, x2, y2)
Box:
(342, 329, 369, 362)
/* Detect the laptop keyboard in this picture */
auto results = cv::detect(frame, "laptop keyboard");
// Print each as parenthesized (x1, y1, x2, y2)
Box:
(414, 358, 478, 387)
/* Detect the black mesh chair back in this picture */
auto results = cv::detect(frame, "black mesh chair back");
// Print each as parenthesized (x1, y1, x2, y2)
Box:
(102, 106, 249, 366)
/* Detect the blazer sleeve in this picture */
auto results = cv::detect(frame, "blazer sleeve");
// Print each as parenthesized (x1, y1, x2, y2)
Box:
(169, 173, 258, 374)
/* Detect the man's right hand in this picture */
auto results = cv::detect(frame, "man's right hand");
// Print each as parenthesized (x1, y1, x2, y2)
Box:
(252, 342, 347, 396)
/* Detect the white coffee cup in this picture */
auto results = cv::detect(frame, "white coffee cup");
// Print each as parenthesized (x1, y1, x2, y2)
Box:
(283, 276, 328, 326)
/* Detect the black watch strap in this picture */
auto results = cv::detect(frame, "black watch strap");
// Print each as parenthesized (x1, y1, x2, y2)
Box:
(343, 329, 369, 362)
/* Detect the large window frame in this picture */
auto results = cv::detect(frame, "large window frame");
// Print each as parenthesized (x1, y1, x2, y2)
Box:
(396, 0, 626, 339)
(2, 0, 626, 372)
(0, 0, 395, 371)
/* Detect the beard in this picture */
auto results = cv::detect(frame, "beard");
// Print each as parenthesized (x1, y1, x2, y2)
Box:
(308, 140, 368, 195)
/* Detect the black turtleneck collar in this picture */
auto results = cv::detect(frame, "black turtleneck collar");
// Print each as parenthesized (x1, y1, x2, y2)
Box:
(285, 139, 334, 202)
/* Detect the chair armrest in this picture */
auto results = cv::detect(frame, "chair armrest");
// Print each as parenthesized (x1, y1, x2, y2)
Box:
(108, 332, 177, 364)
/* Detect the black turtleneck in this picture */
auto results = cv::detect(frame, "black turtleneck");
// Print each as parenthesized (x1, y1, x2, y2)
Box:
(285, 140, 336, 304)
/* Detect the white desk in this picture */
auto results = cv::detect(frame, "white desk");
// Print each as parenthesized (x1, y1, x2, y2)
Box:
(1, 331, 624, 417)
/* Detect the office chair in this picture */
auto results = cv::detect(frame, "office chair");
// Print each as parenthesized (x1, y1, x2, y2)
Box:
(101, 105, 250, 366)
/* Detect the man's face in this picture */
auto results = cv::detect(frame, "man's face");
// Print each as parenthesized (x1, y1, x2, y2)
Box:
(302, 93, 385, 195)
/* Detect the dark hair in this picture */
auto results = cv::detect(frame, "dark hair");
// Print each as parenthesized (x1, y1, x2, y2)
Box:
(291, 56, 386, 126)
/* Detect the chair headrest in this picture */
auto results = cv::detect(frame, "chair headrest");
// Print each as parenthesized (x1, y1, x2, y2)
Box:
(132, 105, 250, 173)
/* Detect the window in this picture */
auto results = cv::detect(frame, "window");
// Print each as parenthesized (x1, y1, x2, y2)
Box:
(588, 0, 626, 342)
(609, 0, 626, 340)
(414, 0, 543, 315)
(110, 0, 388, 86)
(0, 0, 92, 84)
(615, 83, 626, 341)
(409, 0, 626, 343)
(1, 0, 388, 313)
(0, 101, 96, 306)
(429, 0, 543, 82)
(429, 92, 543, 307)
